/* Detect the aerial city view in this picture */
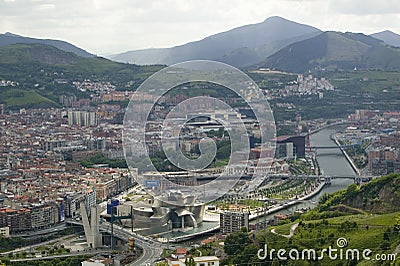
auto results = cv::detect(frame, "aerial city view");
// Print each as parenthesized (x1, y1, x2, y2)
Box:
(1, 1, 400, 265)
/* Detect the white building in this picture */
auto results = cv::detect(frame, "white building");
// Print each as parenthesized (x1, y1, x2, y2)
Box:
(168, 256, 220, 266)
(0, 226, 10, 237)
(68, 110, 98, 126)
(81, 257, 112, 266)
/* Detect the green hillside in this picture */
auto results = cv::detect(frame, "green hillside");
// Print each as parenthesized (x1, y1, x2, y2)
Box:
(0, 31, 94, 58)
(222, 174, 400, 265)
(0, 43, 162, 109)
(259, 31, 400, 73)
(318, 173, 400, 214)
(0, 89, 59, 109)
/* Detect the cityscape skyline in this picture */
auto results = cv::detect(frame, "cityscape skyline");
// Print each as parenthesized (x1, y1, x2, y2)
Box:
(1, 2, 400, 263)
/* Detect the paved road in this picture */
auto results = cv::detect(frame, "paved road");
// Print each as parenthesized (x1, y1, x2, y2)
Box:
(271, 223, 299, 238)
(5, 222, 164, 265)
(9, 251, 101, 263)
(394, 244, 400, 257)
(0, 234, 77, 256)
(11, 223, 67, 237)
(98, 223, 164, 265)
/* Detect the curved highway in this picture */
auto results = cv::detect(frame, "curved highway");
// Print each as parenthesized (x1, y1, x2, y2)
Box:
(67, 220, 164, 265)
(98, 223, 164, 265)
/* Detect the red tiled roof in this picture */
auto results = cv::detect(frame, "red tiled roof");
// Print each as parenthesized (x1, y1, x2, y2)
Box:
(175, 248, 187, 255)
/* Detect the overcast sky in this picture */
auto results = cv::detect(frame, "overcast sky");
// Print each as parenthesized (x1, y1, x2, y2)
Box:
(1, 0, 399, 55)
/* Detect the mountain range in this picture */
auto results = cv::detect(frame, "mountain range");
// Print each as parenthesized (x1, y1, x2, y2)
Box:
(107, 16, 400, 70)
(257, 31, 400, 72)
(110, 16, 321, 67)
(0, 32, 94, 58)
(371, 30, 400, 47)
(1, 16, 400, 73)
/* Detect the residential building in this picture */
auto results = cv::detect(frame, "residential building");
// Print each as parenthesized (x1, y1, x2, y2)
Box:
(0, 226, 10, 237)
(95, 173, 134, 201)
(31, 203, 60, 229)
(369, 148, 400, 175)
(167, 256, 220, 266)
(220, 211, 249, 235)
(64, 189, 96, 218)
(68, 110, 98, 126)
(81, 257, 113, 266)
(171, 248, 187, 259)
(0, 208, 31, 233)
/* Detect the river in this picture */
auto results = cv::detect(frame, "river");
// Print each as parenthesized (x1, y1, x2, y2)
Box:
(307, 127, 356, 199)
(251, 127, 356, 224)
(312, 128, 356, 177)
(165, 127, 357, 237)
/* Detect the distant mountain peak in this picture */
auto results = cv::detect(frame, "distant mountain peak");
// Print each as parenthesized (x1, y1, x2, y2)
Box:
(110, 16, 321, 67)
(4, 32, 21, 37)
(257, 30, 400, 72)
(0, 32, 94, 58)
(379, 30, 397, 34)
(263, 16, 288, 22)
(370, 30, 400, 47)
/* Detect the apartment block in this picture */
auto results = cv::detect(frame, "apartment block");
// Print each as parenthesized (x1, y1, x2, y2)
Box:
(68, 110, 98, 126)
(31, 203, 60, 229)
(0, 226, 9, 237)
(220, 211, 249, 235)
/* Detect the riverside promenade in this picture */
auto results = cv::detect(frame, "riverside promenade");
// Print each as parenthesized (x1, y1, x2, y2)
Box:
(167, 179, 327, 242)
(248, 181, 325, 220)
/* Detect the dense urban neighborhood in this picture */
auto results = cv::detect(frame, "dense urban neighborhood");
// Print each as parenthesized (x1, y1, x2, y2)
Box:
(1, 9, 400, 266)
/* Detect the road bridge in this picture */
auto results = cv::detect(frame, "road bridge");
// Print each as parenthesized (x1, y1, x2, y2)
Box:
(309, 144, 360, 149)
(67, 220, 164, 266)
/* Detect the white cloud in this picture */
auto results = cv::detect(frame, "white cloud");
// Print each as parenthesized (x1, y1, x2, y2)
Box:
(328, 0, 400, 15)
(0, 0, 399, 54)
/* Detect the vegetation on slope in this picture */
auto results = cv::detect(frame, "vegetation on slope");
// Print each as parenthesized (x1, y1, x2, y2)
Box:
(222, 174, 400, 265)
(0, 43, 162, 109)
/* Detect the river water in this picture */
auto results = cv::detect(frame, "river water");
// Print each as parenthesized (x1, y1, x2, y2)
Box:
(312, 128, 356, 177)
(165, 127, 357, 236)
(251, 127, 356, 224)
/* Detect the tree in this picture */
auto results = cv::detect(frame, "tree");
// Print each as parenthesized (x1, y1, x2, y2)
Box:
(224, 230, 251, 255)
(185, 256, 195, 266)
(383, 228, 391, 241)
(233, 243, 261, 265)
(271, 257, 280, 266)
(394, 214, 400, 233)
(216, 143, 231, 160)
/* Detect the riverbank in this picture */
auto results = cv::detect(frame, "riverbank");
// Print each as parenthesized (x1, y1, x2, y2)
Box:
(331, 134, 360, 175)
(166, 181, 326, 243)
(167, 224, 220, 243)
(165, 127, 355, 243)
(248, 181, 325, 220)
